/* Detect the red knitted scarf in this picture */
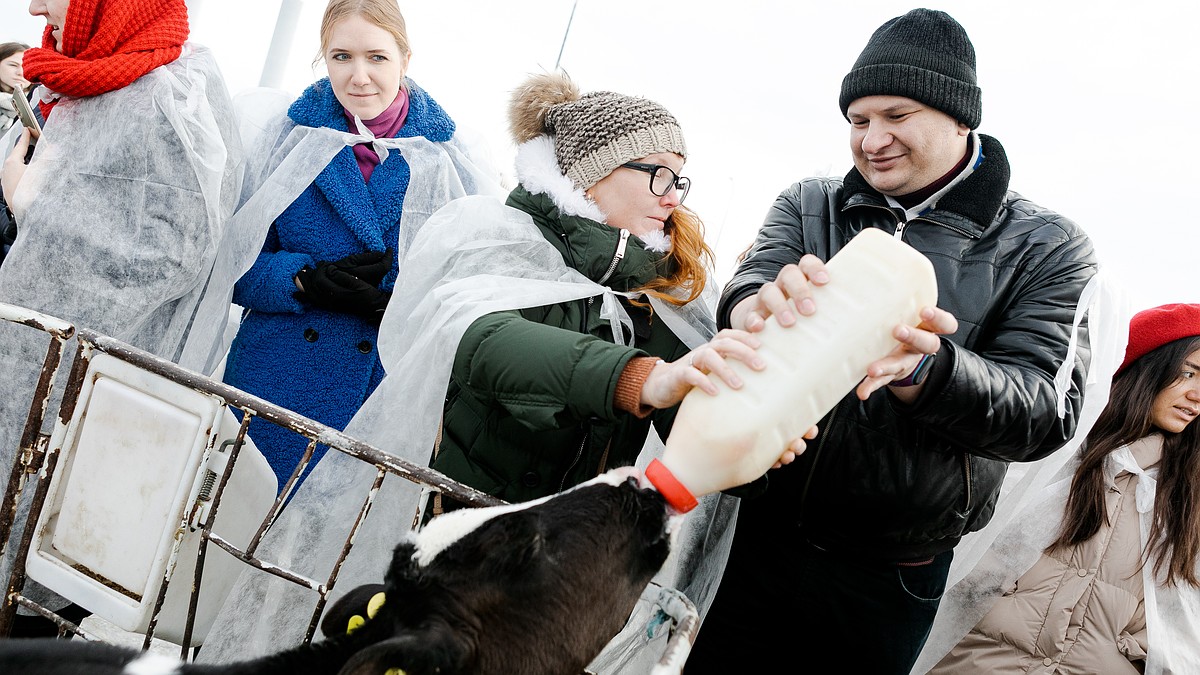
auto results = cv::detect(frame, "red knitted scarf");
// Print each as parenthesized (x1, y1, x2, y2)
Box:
(22, 0, 189, 118)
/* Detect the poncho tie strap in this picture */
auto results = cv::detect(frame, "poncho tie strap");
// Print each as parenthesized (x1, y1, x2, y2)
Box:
(21, 0, 189, 117)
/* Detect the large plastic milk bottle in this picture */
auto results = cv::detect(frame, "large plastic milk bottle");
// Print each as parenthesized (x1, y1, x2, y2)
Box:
(662, 227, 938, 494)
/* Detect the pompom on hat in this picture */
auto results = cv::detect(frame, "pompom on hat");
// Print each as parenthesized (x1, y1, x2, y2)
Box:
(839, 8, 982, 129)
(507, 71, 686, 191)
(1118, 303, 1200, 373)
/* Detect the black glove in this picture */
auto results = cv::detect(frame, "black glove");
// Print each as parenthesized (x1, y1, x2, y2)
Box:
(293, 249, 393, 324)
(336, 249, 393, 287)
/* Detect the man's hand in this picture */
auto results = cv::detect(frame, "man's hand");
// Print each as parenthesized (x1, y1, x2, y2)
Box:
(729, 255, 830, 332)
(771, 424, 819, 469)
(856, 306, 959, 402)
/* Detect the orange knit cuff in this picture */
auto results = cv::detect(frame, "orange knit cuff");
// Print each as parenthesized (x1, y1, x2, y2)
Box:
(614, 357, 659, 418)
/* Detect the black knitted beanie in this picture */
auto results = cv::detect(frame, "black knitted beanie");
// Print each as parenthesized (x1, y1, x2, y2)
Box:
(839, 8, 982, 129)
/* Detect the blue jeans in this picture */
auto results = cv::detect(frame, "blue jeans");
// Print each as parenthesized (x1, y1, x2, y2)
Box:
(687, 534, 952, 674)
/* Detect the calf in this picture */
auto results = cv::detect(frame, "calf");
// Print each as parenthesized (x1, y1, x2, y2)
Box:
(0, 468, 675, 675)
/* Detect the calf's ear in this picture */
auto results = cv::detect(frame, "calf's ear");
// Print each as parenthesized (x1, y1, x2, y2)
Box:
(335, 632, 469, 675)
(321, 583, 388, 638)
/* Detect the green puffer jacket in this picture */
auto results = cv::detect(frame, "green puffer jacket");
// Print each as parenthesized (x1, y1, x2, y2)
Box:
(431, 186, 692, 504)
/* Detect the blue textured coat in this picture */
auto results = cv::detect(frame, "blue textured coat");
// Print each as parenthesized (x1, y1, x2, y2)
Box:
(223, 78, 455, 488)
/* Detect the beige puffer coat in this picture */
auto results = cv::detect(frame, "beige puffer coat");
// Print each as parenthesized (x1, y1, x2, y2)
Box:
(931, 452, 1152, 674)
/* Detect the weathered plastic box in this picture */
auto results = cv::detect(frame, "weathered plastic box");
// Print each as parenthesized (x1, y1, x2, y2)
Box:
(25, 353, 277, 645)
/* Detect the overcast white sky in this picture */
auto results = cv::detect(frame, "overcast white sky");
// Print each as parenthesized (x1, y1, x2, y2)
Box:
(4, 1, 1195, 312)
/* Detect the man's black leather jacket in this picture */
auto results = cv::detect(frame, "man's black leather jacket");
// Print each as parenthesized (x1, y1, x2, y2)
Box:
(718, 135, 1098, 560)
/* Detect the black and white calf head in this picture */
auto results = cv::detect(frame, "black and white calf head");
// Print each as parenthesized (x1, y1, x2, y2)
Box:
(333, 467, 676, 675)
(0, 469, 677, 675)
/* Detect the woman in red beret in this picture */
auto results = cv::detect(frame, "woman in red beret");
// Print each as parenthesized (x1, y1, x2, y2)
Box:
(926, 303, 1200, 674)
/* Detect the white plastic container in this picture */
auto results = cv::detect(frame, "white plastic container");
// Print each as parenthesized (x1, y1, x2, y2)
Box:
(25, 353, 278, 646)
(664, 228, 938, 492)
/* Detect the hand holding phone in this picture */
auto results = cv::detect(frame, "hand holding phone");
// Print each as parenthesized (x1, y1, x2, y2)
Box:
(3, 126, 35, 206)
(10, 92, 41, 142)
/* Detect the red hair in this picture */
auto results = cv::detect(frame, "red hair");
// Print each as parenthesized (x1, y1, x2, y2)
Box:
(636, 205, 714, 306)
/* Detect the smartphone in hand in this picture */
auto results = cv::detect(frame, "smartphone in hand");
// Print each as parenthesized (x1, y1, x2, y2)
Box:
(11, 92, 41, 140)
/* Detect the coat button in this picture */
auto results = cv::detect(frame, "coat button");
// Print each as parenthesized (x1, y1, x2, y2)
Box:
(357, 340, 372, 354)
(1043, 657, 1054, 666)
(521, 471, 540, 487)
(304, 328, 318, 342)
(1077, 568, 1088, 577)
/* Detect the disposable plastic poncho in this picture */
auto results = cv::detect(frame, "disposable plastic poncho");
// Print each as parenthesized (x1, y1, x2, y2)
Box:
(197, 189, 735, 673)
(906, 274, 1200, 674)
(175, 86, 505, 376)
(0, 44, 243, 611)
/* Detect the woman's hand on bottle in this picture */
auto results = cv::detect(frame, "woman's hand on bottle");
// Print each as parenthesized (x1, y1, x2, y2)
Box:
(730, 254, 830, 332)
(857, 306, 959, 401)
(639, 329, 765, 409)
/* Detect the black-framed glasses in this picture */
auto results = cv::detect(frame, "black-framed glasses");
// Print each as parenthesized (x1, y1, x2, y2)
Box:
(620, 162, 691, 204)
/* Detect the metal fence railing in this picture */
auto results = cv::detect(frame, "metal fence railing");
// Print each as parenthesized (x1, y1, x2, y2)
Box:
(0, 301, 697, 672)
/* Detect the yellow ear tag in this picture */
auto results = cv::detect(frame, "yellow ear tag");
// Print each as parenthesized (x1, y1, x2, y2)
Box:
(384, 669, 406, 675)
(367, 592, 386, 619)
(346, 614, 365, 635)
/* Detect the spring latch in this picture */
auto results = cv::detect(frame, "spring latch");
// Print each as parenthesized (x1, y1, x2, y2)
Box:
(189, 439, 237, 530)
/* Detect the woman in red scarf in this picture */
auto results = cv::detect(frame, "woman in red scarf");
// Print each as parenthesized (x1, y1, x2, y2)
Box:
(0, 0, 244, 638)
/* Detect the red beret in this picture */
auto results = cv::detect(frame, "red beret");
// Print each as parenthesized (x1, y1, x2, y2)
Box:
(1118, 303, 1200, 373)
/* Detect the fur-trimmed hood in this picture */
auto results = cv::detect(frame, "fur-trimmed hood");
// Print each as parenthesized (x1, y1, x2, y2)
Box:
(512, 136, 671, 253)
(514, 135, 607, 222)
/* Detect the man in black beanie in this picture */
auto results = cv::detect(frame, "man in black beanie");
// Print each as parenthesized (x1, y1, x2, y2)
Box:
(686, 9, 1099, 674)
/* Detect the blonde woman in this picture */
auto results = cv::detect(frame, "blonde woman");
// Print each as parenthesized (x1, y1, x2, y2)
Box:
(222, 0, 493, 490)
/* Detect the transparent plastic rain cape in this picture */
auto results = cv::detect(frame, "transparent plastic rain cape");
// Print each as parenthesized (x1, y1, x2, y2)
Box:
(198, 138, 736, 674)
(0, 75, 502, 619)
(910, 274, 1200, 675)
(174, 84, 507, 377)
(0, 44, 243, 609)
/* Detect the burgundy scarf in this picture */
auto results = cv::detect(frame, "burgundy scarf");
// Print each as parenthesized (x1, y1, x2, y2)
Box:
(344, 87, 410, 182)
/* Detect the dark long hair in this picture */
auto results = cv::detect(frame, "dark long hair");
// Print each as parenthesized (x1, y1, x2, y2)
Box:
(0, 42, 30, 95)
(1050, 335, 1200, 586)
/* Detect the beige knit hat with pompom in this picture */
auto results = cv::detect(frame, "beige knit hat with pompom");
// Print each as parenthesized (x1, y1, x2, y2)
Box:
(508, 71, 687, 191)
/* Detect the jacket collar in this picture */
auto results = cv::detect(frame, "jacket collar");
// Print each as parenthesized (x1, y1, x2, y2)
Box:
(288, 78, 455, 250)
(509, 137, 662, 290)
(288, 78, 454, 141)
(842, 134, 1012, 237)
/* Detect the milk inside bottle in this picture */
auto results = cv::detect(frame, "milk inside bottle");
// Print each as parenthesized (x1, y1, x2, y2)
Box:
(663, 227, 938, 495)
